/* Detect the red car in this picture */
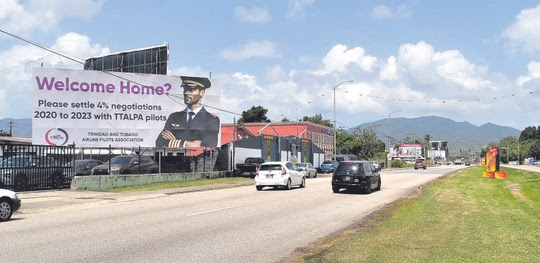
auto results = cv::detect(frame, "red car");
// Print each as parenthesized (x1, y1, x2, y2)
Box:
(414, 159, 426, 170)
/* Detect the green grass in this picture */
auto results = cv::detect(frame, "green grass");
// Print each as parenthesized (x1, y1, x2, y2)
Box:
(107, 177, 252, 193)
(301, 166, 540, 263)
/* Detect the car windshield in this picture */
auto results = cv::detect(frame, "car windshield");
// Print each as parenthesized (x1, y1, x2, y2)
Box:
(415, 159, 424, 163)
(335, 163, 363, 175)
(74, 160, 90, 170)
(297, 163, 307, 167)
(322, 160, 334, 165)
(109, 156, 132, 165)
(259, 164, 282, 171)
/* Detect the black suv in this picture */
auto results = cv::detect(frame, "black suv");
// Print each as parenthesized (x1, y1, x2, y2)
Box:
(332, 161, 381, 194)
(91, 155, 159, 175)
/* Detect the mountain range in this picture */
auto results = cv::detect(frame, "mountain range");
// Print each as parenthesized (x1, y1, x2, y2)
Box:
(1, 116, 522, 156)
(353, 116, 521, 156)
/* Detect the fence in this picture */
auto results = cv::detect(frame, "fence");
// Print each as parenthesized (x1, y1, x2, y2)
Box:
(0, 143, 232, 191)
(0, 144, 74, 191)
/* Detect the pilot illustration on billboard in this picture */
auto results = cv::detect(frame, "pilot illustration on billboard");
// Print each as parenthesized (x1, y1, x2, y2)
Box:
(155, 76, 220, 148)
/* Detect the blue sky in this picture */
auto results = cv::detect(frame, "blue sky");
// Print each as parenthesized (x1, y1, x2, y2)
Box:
(1, 0, 539, 132)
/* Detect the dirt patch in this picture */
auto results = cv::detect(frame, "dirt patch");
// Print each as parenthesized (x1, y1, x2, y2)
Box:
(505, 183, 527, 201)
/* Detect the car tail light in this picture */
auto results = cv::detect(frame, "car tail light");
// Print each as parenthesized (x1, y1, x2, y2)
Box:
(282, 168, 286, 175)
(256, 169, 259, 176)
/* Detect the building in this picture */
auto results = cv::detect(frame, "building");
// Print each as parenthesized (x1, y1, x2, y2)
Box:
(221, 121, 334, 159)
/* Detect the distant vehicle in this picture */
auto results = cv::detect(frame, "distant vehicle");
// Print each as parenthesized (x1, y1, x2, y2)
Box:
(297, 162, 318, 178)
(0, 155, 67, 190)
(0, 188, 21, 222)
(414, 159, 426, 170)
(334, 154, 358, 162)
(320, 160, 338, 173)
(453, 159, 463, 165)
(235, 157, 265, 177)
(91, 155, 158, 175)
(71, 159, 104, 176)
(464, 160, 470, 166)
(255, 161, 305, 191)
(508, 161, 518, 165)
(370, 161, 382, 172)
(332, 161, 381, 194)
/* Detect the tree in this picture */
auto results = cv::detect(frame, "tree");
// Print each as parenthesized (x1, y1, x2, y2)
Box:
(520, 126, 538, 141)
(301, 114, 333, 127)
(281, 116, 290, 122)
(237, 106, 270, 125)
(0, 129, 9, 136)
(337, 125, 385, 160)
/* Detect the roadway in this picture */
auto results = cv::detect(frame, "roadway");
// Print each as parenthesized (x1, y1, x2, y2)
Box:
(2, 165, 465, 263)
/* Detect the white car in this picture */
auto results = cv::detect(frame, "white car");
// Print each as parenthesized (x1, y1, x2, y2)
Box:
(297, 162, 318, 178)
(1, 188, 21, 222)
(255, 161, 306, 190)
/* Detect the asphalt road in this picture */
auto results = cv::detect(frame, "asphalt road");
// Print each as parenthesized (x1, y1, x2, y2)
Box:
(2, 165, 465, 263)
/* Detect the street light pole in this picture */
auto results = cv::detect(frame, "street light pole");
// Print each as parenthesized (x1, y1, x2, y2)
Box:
(333, 80, 353, 161)
(387, 109, 401, 167)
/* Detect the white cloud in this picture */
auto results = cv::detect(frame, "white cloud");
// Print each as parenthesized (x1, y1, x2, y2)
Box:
(0, 0, 103, 35)
(516, 60, 540, 87)
(433, 50, 491, 90)
(313, 44, 377, 75)
(380, 56, 398, 80)
(503, 4, 540, 53)
(287, 0, 315, 18)
(220, 40, 280, 61)
(265, 65, 286, 82)
(370, 4, 412, 20)
(234, 5, 271, 24)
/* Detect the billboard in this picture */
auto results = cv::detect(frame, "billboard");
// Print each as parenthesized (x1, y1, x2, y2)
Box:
(32, 68, 221, 148)
(390, 144, 423, 158)
(84, 45, 168, 75)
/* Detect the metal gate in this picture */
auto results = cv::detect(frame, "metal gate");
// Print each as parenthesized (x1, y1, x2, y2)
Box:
(0, 144, 74, 191)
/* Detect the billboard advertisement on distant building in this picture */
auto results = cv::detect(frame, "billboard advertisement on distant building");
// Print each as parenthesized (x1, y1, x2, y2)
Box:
(32, 68, 221, 148)
(390, 144, 423, 159)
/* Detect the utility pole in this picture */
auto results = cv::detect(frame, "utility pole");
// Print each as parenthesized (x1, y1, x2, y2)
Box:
(8, 120, 15, 136)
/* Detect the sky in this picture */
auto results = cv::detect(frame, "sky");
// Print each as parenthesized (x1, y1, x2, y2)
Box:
(0, 0, 539, 132)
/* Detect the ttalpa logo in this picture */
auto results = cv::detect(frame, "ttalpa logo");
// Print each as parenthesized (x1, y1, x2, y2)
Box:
(45, 128, 69, 146)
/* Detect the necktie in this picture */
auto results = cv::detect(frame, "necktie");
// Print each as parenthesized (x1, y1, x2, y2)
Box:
(187, 112, 195, 129)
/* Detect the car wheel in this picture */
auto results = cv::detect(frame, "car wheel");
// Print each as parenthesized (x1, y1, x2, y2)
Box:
(314, 172, 318, 178)
(0, 198, 14, 222)
(14, 175, 28, 191)
(256, 186, 263, 191)
(365, 180, 372, 194)
(332, 185, 340, 193)
(414, 167, 418, 170)
(423, 167, 426, 170)
(375, 178, 381, 191)
(285, 179, 292, 190)
(300, 177, 306, 188)
(51, 173, 64, 189)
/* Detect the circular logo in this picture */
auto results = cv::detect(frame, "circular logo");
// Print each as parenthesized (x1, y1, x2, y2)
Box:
(45, 128, 69, 146)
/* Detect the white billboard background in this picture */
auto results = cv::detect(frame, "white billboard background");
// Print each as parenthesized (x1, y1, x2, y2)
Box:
(32, 68, 221, 147)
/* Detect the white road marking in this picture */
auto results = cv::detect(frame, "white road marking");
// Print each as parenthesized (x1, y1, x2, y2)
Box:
(185, 205, 244, 217)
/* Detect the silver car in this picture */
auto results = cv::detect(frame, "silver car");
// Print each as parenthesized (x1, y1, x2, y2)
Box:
(297, 162, 318, 178)
(0, 188, 21, 222)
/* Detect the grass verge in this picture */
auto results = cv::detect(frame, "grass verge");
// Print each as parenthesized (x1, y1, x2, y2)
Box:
(296, 166, 540, 262)
(107, 177, 252, 193)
